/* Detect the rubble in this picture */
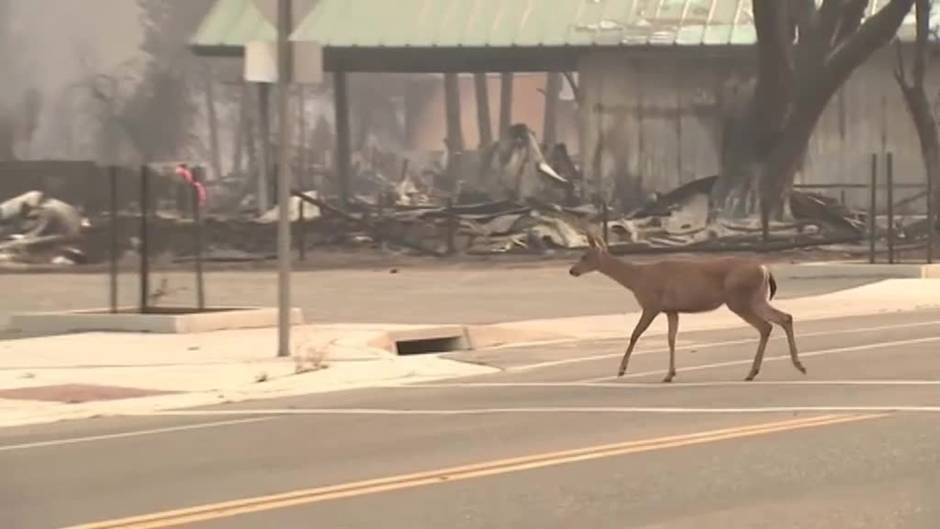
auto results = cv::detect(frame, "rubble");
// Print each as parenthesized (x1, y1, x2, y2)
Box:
(1, 122, 929, 267)
(257, 190, 322, 223)
(0, 190, 87, 265)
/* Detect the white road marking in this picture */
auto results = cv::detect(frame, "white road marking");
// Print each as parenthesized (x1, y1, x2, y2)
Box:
(141, 406, 940, 416)
(399, 380, 940, 389)
(0, 417, 276, 453)
(511, 318, 940, 372)
(579, 335, 940, 383)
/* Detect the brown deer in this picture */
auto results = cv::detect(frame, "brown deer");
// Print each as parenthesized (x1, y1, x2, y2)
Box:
(569, 234, 805, 382)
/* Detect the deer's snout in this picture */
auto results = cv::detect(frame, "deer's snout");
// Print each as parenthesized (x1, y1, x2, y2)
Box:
(569, 267, 581, 277)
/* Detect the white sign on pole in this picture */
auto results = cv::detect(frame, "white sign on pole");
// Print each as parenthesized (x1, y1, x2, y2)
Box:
(244, 40, 323, 85)
(244, 40, 278, 83)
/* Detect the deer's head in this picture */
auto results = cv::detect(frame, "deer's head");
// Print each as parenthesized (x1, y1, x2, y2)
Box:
(569, 233, 607, 277)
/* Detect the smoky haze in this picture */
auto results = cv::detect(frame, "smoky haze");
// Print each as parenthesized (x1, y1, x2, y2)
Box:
(0, 0, 213, 163)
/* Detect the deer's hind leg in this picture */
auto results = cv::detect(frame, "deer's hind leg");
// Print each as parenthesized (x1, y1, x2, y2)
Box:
(663, 312, 679, 383)
(755, 302, 806, 375)
(730, 307, 773, 381)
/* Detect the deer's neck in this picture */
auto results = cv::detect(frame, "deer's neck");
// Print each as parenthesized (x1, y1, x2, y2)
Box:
(599, 254, 640, 290)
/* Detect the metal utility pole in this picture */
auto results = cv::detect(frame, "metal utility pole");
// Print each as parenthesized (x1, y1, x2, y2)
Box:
(276, 0, 292, 357)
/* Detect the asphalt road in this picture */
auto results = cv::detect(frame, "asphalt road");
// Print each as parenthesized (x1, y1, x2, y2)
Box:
(2, 308, 940, 528)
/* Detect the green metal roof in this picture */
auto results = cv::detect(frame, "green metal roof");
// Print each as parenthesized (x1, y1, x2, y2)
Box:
(191, 0, 936, 52)
(290, 0, 935, 48)
(191, 0, 275, 49)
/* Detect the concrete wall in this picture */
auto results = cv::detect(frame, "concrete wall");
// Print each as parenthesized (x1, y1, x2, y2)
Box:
(579, 48, 939, 212)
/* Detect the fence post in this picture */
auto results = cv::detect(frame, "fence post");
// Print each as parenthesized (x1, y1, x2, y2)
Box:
(192, 166, 206, 311)
(869, 153, 877, 264)
(109, 166, 119, 314)
(928, 164, 934, 265)
(887, 152, 895, 265)
(297, 197, 306, 262)
(139, 165, 150, 313)
(375, 193, 385, 248)
(446, 198, 457, 255)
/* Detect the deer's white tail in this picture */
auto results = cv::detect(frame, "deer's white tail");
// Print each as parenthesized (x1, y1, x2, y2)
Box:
(761, 265, 777, 301)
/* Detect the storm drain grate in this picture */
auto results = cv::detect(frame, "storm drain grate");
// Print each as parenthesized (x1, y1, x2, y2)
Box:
(395, 336, 465, 355)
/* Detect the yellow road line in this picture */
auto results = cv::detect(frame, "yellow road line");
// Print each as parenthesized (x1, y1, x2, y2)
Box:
(72, 413, 885, 529)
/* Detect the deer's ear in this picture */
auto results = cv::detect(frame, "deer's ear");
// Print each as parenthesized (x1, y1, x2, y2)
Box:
(586, 233, 597, 248)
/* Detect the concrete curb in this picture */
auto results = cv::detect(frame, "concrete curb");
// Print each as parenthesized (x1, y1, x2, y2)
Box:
(768, 263, 940, 280)
(9, 306, 305, 335)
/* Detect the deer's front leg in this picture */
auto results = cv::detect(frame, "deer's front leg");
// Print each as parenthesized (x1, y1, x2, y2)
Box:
(618, 310, 659, 377)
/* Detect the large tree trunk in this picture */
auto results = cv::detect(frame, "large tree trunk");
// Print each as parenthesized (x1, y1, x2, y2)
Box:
(895, 0, 940, 254)
(711, 0, 915, 222)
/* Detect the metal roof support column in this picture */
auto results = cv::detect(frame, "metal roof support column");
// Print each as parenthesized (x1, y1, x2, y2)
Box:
(444, 72, 465, 194)
(444, 73, 465, 153)
(499, 73, 514, 135)
(474, 73, 493, 147)
(543, 72, 562, 148)
(258, 83, 273, 214)
(334, 70, 352, 206)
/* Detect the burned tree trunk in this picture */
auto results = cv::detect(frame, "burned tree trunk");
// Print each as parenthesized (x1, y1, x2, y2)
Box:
(895, 0, 939, 252)
(712, 0, 915, 222)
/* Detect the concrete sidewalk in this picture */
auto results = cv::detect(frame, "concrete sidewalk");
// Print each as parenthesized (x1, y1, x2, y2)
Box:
(1, 277, 939, 428)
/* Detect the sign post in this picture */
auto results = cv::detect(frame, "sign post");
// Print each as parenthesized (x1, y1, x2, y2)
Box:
(245, 0, 322, 357)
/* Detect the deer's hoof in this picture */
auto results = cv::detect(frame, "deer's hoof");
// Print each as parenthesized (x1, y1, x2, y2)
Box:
(662, 373, 675, 383)
(744, 372, 758, 381)
(795, 363, 807, 375)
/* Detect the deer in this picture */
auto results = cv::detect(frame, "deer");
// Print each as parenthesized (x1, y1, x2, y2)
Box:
(568, 233, 805, 382)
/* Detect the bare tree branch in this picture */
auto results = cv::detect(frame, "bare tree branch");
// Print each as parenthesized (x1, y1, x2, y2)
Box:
(793, 0, 819, 71)
(833, 0, 868, 45)
(913, 0, 929, 88)
(817, 0, 848, 49)
(824, 0, 915, 98)
(895, 38, 909, 87)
